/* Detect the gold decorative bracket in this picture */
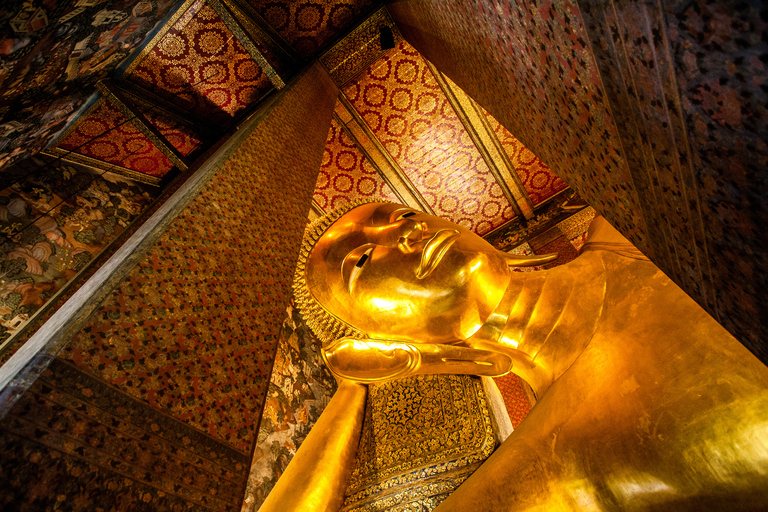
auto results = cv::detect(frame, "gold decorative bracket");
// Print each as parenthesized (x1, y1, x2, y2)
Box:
(336, 94, 434, 214)
(97, 80, 189, 171)
(320, 7, 403, 87)
(426, 61, 536, 220)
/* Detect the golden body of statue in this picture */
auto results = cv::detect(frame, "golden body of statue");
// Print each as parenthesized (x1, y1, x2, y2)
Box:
(260, 201, 768, 512)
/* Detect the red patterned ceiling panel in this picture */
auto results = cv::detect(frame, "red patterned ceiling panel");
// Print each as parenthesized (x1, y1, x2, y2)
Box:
(484, 112, 567, 207)
(127, 0, 273, 124)
(314, 118, 399, 211)
(143, 110, 204, 157)
(342, 42, 516, 235)
(245, 0, 378, 58)
(58, 101, 174, 178)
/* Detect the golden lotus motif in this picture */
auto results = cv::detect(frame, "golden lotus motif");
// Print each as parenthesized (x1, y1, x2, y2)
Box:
(261, 202, 768, 512)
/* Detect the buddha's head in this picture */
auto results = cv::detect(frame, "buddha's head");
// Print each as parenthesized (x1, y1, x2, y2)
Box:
(294, 201, 550, 346)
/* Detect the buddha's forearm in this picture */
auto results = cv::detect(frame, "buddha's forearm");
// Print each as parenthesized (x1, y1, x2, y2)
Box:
(258, 380, 367, 512)
(322, 337, 513, 384)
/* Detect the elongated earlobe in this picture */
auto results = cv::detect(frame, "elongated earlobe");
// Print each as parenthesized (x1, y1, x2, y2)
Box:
(500, 251, 559, 267)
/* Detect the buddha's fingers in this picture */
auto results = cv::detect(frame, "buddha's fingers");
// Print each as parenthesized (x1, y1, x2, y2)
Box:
(322, 337, 513, 383)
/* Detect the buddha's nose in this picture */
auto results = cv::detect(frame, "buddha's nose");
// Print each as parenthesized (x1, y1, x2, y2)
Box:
(395, 219, 427, 252)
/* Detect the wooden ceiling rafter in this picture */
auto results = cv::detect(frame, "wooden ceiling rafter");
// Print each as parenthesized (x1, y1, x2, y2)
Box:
(97, 80, 190, 172)
(42, 96, 166, 187)
(208, 0, 286, 89)
(425, 60, 533, 221)
(114, 82, 217, 142)
(219, 0, 302, 70)
(336, 93, 434, 214)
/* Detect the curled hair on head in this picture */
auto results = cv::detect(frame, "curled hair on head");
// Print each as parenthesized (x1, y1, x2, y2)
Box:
(293, 199, 393, 346)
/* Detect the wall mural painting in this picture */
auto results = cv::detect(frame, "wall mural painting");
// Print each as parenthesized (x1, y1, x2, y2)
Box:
(242, 297, 338, 512)
(0, 155, 156, 346)
(0, 0, 181, 170)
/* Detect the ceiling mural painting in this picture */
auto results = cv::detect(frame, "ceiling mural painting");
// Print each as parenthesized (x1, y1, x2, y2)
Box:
(0, 154, 157, 346)
(0, 0, 181, 169)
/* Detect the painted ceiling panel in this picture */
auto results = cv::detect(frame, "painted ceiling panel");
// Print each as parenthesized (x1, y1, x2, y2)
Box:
(314, 117, 398, 211)
(58, 99, 175, 177)
(245, 0, 378, 58)
(125, 0, 273, 124)
(342, 41, 516, 235)
(483, 111, 567, 206)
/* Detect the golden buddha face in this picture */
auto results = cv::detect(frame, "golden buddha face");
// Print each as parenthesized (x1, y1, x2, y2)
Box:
(306, 203, 512, 344)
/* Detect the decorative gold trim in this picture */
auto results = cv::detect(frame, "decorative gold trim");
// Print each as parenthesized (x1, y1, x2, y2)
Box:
(470, 99, 535, 214)
(42, 148, 163, 186)
(310, 200, 326, 218)
(337, 93, 434, 214)
(208, 0, 284, 89)
(97, 81, 189, 171)
(122, 0, 202, 76)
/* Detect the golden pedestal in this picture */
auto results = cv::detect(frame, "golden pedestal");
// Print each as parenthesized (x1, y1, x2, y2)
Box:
(342, 374, 496, 511)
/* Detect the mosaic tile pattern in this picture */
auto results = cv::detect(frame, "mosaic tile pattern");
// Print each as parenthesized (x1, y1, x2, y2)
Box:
(245, 0, 378, 59)
(127, 0, 274, 125)
(314, 118, 399, 211)
(0, 358, 247, 511)
(342, 41, 516, 235)
(388, 0, 646, 248)
(492, 373, 533, 429)
(60, 63, 337, 453)
(0, 159, 156, 347)
(57, 100, 177, 178)
(241, 297, 338, 512)
(483, 111, 567, 206)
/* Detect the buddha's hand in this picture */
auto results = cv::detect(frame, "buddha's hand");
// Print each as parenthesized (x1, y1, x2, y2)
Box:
(321, 337, 513, 384)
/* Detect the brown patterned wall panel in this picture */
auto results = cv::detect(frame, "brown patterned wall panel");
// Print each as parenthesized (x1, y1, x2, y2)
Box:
(58, 63, 337, 457)
(0, 359, 246, 511)
(58, 100, 176, 178)
(127, 0, 274, 125)
(314, 118, 399, 211)
(342, 41, 515, 235)
(244, 0, 379, 59)
(483, 112, 567, 207)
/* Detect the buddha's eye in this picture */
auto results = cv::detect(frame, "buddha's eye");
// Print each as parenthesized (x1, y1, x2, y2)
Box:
(349, 247, 373, 292)
(391, 209, 418, 222)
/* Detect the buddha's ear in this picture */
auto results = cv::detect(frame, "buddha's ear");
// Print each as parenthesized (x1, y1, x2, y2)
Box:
(500, 251, 559, 267)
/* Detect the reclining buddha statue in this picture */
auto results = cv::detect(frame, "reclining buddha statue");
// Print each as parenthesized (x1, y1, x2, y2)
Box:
(259, 201, 768, 512)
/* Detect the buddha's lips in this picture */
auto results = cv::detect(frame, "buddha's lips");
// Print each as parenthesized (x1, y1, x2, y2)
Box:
(417, 229, 460, 279)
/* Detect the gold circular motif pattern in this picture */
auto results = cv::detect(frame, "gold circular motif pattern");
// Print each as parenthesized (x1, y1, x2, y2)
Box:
(198, 31, 225, 55)
(159, 34, 186, 58)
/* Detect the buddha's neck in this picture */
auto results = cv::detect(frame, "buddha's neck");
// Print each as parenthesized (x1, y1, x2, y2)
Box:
(469, 255, 607, 397)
